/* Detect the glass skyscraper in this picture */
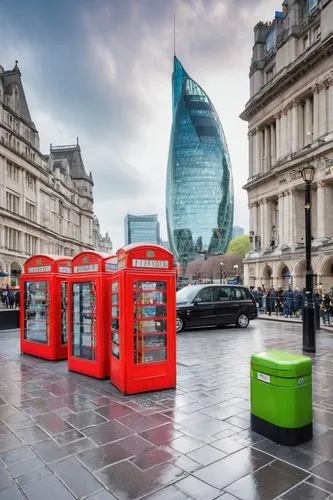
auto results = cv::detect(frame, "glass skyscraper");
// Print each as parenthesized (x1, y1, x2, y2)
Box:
(124, 214, 160, 246)
(166, 56, 234, 266)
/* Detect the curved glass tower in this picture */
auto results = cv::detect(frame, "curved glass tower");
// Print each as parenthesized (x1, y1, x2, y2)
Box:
(166, 56, 234, 266)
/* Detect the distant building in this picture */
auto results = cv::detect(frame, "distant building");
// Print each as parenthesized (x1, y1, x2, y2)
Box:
(92, 215, 113, 254)
(0, 62, 95, 282)
(232, 226, 244, 239)
(124, 214, 160, 245)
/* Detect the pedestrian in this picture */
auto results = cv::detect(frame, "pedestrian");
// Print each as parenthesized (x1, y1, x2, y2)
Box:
(266, 287, 276, 316)
(14, 289, 20, 309)
(322, 292, 331, 325)
(7, 287, 15, 309)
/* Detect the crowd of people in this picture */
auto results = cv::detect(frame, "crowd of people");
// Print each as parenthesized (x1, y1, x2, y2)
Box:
(0, 284, 20, 309)
(250, 284, 333, 325)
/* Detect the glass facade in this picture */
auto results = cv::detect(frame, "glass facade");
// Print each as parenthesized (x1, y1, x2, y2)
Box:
(166, 56, 234, 265)
(124, 214, 160, 245)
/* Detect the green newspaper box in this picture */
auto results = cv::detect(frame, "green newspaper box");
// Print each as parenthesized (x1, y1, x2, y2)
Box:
(251, 350, 312, 446)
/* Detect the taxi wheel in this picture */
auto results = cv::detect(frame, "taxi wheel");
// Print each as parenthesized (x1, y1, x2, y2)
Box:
(176, 316, 184, 333)
(236, 313, 249, 328)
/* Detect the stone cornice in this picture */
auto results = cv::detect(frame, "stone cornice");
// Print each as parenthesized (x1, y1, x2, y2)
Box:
(240, 33, 333, 122)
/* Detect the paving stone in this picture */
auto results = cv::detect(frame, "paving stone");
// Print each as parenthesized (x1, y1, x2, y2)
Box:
(8, 456, 45, 479)
(65, 410, 108, 429)
(280, 481, 330, 499)
(0, 445, 36, 466)
(22, 473, 75, 499)
(34, 412, 74, 435)
(95, 460, 186, 499)
(50, 456, 102, 498)
(194, 447, 274, 489)
(187, 444, 227, 465)
(174, 475, 221, 499)
(225, 459, 308, 499)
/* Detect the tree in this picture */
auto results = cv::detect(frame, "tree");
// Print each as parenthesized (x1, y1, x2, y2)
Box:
(226, 235, 251, 257)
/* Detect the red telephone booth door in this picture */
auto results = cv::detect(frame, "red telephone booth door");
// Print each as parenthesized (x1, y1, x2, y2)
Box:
(22, 277, 51, 350)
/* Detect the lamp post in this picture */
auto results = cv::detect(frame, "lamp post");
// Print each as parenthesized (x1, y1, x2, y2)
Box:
(219, 262, 224, 284)
(301, 164, 316, 353)
(233, 264, 239, 282)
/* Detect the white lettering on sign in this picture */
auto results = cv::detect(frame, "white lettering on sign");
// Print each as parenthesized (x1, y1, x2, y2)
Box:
(257, 372, 271, 384)
(27, 265, 52, 273)
(58, 266, 71, 273)
(132, 259, 168, 269)
(106, 257, 117, 272)
(73, 264, 98, 273)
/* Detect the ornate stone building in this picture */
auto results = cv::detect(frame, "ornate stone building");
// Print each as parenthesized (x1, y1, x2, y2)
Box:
(0, 62, 95, 283)
(92, 215, 113, 254)
(241, 0, 333, 290)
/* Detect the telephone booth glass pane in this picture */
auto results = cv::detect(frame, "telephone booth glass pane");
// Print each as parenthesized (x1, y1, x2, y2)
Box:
(111, 281, 119, 359)
(133, 280, 167, 364)
(72, 281, 96, 360)
(24, 281, 49, 343)
(61, 282, 68, 344)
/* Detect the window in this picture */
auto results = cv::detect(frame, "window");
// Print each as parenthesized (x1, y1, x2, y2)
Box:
(6, 191, 20, 214)
(195, 287, 214, 302)
(7, 161, 19, 182)
(303, 35, 309, 51)
(4, 227, 21, 251)
(25, 234, 37, 254)
(26, 172, 36, 191)
(26, 202, 36, 222)
(266, 27, 276, 52)
(308, 0, 318, 12)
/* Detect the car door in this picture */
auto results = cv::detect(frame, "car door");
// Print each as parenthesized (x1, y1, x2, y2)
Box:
(189, 287, 215, 327)
(213, 286, 240, 324)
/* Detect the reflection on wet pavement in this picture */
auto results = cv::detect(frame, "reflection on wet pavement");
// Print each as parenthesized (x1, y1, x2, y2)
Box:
(0, 322, 333, 499)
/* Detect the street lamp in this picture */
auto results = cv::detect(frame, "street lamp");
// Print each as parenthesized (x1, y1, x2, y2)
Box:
(219, 262, 224, 284)
(233, 264, 239, 274)
(300, 164, 316, 353)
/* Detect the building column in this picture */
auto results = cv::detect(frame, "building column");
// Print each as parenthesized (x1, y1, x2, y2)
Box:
(304, 97, 312, 146)
(298, 101, 304, 150)
(316, 181, 326, 239)
(291, 101, 298, 153)
(319, 85, 327, 137)
(276, 113, 281, 160)
(248, 131, 254, 178)
(313, 85, 320, 140)
(278, 193, 284, 246)
(255, 128, 261, 175)
(264, 126, 270, 171)
(283, 191, 290, 245)
(270, 123, 276, 164)
(263, 198, 271, 250)
(328, 78, 333, 134)
(289, 189, 296, 247)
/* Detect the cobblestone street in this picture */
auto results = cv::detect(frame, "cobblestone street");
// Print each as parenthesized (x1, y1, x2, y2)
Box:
(0, 321, 333, 499)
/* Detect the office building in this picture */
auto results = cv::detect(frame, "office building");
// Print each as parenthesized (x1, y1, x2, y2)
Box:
(232, 226, 245, 239)
(166, 56, 234, 267)
(124, 213, 160, 245)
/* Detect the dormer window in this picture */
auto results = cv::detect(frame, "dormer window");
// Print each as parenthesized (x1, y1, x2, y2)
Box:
(266, 26, 276, 53)
(308, 0, 318, 12)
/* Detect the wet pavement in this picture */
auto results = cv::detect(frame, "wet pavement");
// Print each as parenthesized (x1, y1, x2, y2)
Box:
(0, 321, 333, 499)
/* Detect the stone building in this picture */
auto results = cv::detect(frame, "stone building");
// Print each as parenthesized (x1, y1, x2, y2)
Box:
(0, 62, 95, 283)
(92, 215, 113, 254)
(241, 0, 333, 291)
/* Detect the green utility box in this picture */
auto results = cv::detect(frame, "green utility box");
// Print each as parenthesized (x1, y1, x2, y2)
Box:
(251, 350, 312, 446)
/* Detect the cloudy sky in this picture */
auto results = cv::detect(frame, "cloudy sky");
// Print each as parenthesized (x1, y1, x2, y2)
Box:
(1, 0, 278, 251)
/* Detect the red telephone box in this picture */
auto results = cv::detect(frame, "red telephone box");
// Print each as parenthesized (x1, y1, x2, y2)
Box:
(20, 254, 72, 360)
(67, 251, 116, 379)
(110, 243, 176, 395)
